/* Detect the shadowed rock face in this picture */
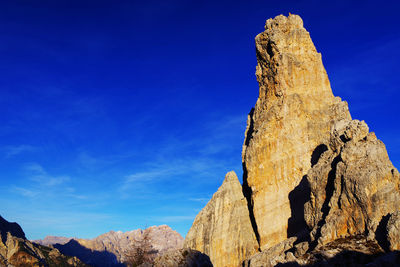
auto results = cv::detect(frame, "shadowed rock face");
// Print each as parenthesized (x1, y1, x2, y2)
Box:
(304, 120, 400, 247)
(0, 215, 26, 242)
(184, 171, 258, 267)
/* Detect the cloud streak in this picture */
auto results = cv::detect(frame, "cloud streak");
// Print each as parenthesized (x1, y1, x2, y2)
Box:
(4, 145, 37, 158)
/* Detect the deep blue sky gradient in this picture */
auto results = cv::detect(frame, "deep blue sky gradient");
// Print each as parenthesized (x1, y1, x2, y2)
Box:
(1, 0, 399, 239)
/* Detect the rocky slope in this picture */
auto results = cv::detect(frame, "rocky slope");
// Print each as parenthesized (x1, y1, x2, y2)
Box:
(35, 225, 184, 266)
(0, 215, 87, 267)
(185, 13, 400, 267)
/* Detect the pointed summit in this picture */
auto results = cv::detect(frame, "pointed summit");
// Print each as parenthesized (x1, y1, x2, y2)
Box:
(243, 13, 352, 249)
(184, 171, 258, 267)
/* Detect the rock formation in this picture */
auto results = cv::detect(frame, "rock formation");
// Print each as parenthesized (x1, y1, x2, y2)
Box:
(36, 225, 184, 266)
(304, 120, 400, 247)
(242, 13, 351, 250)
(243, 235, 400, 266)
(153, 248, 213, 267)
(185, 13, 400, 267)
(386, 211, 400, 251)
(184, 171, 258, 267)
(0, 215, 87, 266)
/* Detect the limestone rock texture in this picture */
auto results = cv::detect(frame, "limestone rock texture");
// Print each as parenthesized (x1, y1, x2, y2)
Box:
(153, 248, 213, 267)
(244, 235, 400, 266)
(186, 13, 400, 267)
(242, 13, 351, 250)
(386, 211, 400, 251)
(184, 171, 258, 267)
(304, 120, 400, 246)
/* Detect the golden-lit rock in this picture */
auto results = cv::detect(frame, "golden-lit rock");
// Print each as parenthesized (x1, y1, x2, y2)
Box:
(187, 13, 400, 266)
(242, 13, 351, 250)
(386, 211, 400, 251)
(184, 171, 258, 267)
(305, 120, 400, 246)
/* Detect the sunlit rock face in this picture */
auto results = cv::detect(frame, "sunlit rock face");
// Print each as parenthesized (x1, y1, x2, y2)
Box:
(242, 13, 351, 250)
(186, 13, 400, 266)
(305, 119, 400, 246)
(184, 171, 258, 267)
(153, 248, 213, 267)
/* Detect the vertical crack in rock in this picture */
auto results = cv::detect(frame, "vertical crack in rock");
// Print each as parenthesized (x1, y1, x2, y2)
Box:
(242, 13, 352, 249)
(242, 108, 261, 248)
(186, 13, 400, 267)
(184, 172, 258, 267)
(243, 166, 261, 248)
(310, 155, 342, 250)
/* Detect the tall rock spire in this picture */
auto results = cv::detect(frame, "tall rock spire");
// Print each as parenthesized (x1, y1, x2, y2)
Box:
(186, 14, 400, 266)
(242, 14, 351, 249)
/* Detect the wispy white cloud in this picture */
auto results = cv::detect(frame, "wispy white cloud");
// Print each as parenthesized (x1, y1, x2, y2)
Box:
(7, 163, 74, 199)
(118, 113, 245, 201)
(119, 157, 226, 195)
(24, 162, 46, 174)
(11, 186, 39, 198)
(23, 162, 71, 187)
(4, 145, 37, 158)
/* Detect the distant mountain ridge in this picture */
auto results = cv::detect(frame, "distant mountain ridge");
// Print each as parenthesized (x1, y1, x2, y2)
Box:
(34, 235, 72, 246)
(33, 225, 184, 266)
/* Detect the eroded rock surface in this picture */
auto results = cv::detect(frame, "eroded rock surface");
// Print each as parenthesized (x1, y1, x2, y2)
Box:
(386, 211, 400, 251)
(186, 13, 400, 267)
(153, 248, 213, 267)
(242, 13, 351, 250)
(244, 235, 400, 266)
(184, 171, 258, 267)
(304, 120, 400, 247)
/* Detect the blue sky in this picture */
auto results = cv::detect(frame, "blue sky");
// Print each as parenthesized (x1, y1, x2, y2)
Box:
(1, 0, 399, 240)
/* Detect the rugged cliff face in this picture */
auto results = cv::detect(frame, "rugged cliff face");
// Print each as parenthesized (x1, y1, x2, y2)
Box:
(184, 171, 258, 267)
(185, 13, 400, 267)
(242, 14, 351, 250)
(304, 120, 400, 246)
(0, 215, 87, 266)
